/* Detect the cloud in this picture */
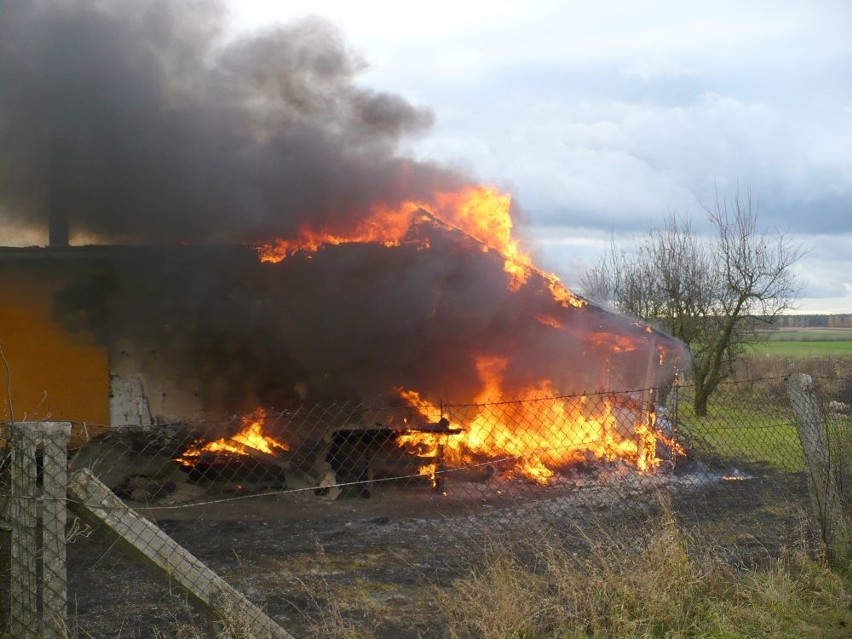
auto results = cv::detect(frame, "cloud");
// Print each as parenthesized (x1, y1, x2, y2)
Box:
(793, 234, 852, 301)
(620, 56, 698, 81)
(409, 85, 852, 237)
(222, 1, 852, 238)
(223, 1, 852, 316)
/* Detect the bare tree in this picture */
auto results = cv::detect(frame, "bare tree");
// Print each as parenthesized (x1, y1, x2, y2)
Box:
(583, 190, 803, 415)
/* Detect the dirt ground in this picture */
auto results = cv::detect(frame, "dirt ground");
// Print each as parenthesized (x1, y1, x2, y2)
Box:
(54, 467, 811, 639)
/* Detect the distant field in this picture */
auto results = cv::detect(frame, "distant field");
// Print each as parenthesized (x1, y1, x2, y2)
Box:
(767, 328, 852, 341)
(751, 341, 852, 357)
(749, 328, 852, 357)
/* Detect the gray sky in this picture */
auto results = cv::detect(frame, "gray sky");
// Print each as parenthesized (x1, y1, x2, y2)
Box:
(227, 0, 852, 314)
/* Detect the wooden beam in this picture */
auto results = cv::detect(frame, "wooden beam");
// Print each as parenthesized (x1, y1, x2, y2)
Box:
(67, 468, 295, 639)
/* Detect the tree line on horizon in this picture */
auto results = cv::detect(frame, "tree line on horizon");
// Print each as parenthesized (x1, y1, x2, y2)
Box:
(769, 314, 852, 329)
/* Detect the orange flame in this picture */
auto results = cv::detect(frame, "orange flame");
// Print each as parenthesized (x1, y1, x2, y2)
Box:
(256, 185, 586, 308)
(536, 314, 564, 330)
(258, 201, 425, 262)
(397, 355, 674, 485)
(177, 409, 289, 464)
(587, 332, 641, 352)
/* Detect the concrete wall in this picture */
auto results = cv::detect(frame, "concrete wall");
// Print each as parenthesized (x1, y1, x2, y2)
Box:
(108, 337, 207, 426)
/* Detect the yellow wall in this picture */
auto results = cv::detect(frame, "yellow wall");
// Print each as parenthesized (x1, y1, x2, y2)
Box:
(0, 266, 109, 428)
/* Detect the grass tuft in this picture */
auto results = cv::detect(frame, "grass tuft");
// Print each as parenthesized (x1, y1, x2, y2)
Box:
(437, 547, 544, 639)
(437, 499, 852, 639)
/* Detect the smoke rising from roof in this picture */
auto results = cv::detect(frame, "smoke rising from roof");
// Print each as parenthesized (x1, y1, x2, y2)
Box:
(2, 1, 687, 414)
(0, 0, 460, 242)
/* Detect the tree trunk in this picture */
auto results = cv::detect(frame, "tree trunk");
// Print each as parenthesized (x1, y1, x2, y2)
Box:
(692, 363, 710, 416)
(693, 389, 709, 416)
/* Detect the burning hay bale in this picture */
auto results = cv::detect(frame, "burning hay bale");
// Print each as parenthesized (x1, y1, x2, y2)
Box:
(173, 409, 291, 489)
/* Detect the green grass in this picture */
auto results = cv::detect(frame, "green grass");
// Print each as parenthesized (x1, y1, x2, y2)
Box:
(748, 328, 852, 357)
(673, 393, 804, 472)
(749, 341, 852, 357)
(767, 329, 852, 342)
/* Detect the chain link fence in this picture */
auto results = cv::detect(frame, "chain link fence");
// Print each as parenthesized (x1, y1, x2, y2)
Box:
(2, 422, 70, 639)
(1, 374, 849, 637)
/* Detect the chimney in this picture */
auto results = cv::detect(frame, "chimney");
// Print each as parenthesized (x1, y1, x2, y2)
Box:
(48, 136, 70, 247)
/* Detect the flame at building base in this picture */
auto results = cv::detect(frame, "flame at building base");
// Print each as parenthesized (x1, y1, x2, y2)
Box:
(397, 356, 681, 486)
(176, 409, 289, 467)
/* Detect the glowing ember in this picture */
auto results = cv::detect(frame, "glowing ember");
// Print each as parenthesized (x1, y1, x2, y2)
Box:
(177, 409, 289, 465)
(256, 185, 586, 309)
(397, 356, 677, 485)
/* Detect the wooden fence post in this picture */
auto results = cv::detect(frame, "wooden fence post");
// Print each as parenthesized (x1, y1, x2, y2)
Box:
(67, 469, 295, 639)
(9, 421, 71, 639)
(10, 423, 38, 639)
(41, 422, 71, 639)
(785, 374, 850, 568)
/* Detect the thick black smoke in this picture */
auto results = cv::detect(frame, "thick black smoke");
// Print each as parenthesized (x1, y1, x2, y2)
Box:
(0, 0, 460, 242)
(3, 1, 687, 414)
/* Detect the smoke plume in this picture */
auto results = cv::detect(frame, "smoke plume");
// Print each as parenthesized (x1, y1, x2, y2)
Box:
(2, 1, 686, 414)
(0, 0, 458, 242)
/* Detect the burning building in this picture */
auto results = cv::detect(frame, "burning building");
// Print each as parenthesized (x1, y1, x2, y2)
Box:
(0, 188, 687, 487)
(0, 1, 688, 491)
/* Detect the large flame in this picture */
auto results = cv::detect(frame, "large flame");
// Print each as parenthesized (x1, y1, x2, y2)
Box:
(257, 185, 585, 308)
(397, 355, 672, 485)
(177, 408, 289, 465)
(253, 183, 681, 486)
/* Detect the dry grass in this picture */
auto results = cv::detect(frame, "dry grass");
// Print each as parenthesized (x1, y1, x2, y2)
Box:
(293, 574, 384, 639)
(729, 354, 852, 400)
(436, 500, 852, 639)
(5, 502, 848, 638)
(436, 546, 545, 639)
(149, 597, 279, 639)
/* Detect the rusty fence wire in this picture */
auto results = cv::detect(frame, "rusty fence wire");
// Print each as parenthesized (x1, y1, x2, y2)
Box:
(0, 374, 849, 637)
